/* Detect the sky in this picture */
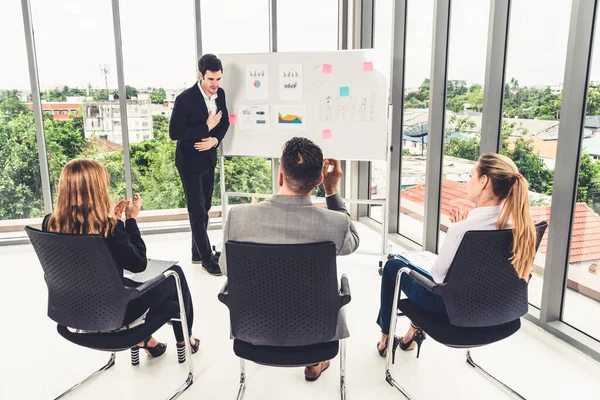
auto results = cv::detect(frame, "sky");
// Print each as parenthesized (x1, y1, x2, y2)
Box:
(0, 0, 594, 91)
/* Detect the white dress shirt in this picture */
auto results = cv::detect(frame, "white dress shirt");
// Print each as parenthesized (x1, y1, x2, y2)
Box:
(198, 81, 218, 115)
(198, 81, 218, 147)
(431, 205, 509, 283)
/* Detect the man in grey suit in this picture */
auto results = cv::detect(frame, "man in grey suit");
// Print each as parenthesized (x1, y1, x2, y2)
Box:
(219, 137, 359, 381)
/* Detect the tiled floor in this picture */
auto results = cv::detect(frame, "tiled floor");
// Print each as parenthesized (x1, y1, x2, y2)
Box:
(1, 222, 599, 399)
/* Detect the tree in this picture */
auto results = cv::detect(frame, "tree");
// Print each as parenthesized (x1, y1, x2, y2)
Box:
(152, 115, 170, 141)
(577, 152, 600, 213)
(213, 156, 272, 205)
(150, 88, 167, 104)
(113, 85, 138, 100)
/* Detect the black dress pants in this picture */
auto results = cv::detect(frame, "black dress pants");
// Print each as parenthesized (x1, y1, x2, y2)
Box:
(177, 166, 215, 261)
(124, 265, 194, 342)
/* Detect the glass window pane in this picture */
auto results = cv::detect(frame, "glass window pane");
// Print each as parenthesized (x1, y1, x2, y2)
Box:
(201, 0, 272, 204)
(31, 1, 125, 204)
(562, 6, 600, 340)
(398, 0, 435, 244)
(120, 1, 196, 212)
(439, 0, 490, 246)
(277, 0, 338, 52)
(0, 3, 44, 221)
(368, 0, 394, 223)
(501, 0, 572, 309)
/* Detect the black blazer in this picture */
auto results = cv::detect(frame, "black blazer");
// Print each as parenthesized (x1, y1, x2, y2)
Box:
(42, 214, 148, 278)
(169, 84, 230, 173)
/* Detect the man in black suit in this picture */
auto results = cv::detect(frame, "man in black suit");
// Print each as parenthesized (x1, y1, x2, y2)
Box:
(170, 54, 229, 276)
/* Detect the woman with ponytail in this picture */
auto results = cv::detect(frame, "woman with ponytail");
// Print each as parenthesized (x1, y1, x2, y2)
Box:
(375, 153, 537, 360)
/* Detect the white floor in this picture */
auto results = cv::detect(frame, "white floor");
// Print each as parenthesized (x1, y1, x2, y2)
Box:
(1, 223, 600, 399)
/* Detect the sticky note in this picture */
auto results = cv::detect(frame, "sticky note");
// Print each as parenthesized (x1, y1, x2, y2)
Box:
(322, 129, 332, 139)
(340, 86, 350, 97)
(229, 114, 237, 124)
(363, 62, 374, 71)
(322, 64, 333, 74)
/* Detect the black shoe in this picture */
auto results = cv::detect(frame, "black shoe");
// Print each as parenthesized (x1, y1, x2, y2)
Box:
(191, 256, 202, 265)
(130, 336, 167, 365)
(212, 246, 221, 262)
(176, 338, 201, 363)
(202, 258, 222, 276)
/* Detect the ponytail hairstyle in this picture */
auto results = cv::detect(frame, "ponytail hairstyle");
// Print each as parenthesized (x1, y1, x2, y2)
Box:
(47, 159, 116, 237)
(477, 153, 537, 280)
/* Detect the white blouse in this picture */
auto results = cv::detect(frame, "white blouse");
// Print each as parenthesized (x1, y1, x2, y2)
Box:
(431, 205, 509, 283)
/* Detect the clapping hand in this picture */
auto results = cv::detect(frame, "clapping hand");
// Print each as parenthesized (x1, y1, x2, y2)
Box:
(114, 199, 126, 220)
(322, 158, 343, 195)
(125, 193, 142, 219)
(449, 208, 469, 223)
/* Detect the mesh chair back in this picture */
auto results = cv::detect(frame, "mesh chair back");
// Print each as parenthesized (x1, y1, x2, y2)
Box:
(25, 226, 130, 331)
(224, 241, 342, 346)
(442, 222, 548, 328)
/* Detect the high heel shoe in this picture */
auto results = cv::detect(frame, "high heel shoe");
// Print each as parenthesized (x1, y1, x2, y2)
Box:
(376, 335, 401, 364)
(176, 337, 201, 363)
(399, 324, 427, 358)
(130, 337, 167, 365)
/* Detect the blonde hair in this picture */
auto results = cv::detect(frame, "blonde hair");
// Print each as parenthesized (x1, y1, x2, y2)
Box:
(477, 153, 537, 280)
(47, 159, 115, 237)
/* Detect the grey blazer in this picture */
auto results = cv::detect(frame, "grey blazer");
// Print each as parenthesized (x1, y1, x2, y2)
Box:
(219, 193, 360, 276)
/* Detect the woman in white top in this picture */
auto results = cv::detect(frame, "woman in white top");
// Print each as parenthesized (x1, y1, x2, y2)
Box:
(375, 153, 537, 360)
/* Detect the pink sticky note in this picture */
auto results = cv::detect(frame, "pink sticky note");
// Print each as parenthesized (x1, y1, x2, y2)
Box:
(363, 62, 374, 72)
(322, 129, 332, 139)
(229, 114, 237, 124)
(322, 64, 333, 74)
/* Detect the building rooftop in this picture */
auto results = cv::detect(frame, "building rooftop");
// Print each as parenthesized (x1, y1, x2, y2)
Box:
(401, 179, 600, 264)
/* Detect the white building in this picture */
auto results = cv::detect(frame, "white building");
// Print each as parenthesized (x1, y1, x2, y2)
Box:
(82, 99, 153, 144)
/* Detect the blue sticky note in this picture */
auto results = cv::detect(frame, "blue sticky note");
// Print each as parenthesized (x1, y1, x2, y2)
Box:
(340, 86, 350, 97)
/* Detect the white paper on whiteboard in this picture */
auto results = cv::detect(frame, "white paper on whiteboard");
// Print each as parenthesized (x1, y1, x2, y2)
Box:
(272, 105, 306, 130)
(246, 64, 269, 100)
(238, 105, 270, 130)
(278, 63, 303, 100)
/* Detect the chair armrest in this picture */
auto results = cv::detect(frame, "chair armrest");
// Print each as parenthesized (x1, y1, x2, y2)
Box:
(217, 280, 229, 305)
(339, 274, 351, 306)
(406, 269, 444, 296)
(128, 274, 167, 299)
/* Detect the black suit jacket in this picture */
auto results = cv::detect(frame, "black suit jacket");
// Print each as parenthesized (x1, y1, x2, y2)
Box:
(42, 214, 148, 278)
(169, 84, 230, 173)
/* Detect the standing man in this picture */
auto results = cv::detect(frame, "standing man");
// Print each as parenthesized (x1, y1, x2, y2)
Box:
(170, 54, 229, 276)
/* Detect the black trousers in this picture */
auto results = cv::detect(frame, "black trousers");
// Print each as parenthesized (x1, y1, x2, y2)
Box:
(124, 265, 194, 342)
(177, 166, 215, 261)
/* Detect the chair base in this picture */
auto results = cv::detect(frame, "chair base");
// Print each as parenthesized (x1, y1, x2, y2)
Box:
(466, 350, 526, 400)
(55, 352, 116, 400)
(235, 339, 347, 400)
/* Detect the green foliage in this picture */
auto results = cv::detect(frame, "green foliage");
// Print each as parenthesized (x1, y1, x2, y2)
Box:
(149, 88, 167, 104)
(113, 85, 138, 100)
(43, 86, 86, 102)
(213, 156, 272, 205)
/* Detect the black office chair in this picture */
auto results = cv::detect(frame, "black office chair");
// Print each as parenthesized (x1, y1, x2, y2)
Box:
(218, 241, 351, 400)
(384, 221, 548, 400)
(25, 226, 195, 400)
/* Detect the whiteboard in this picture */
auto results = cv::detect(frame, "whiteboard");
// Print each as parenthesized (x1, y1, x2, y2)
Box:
(219, 50, 389, 161)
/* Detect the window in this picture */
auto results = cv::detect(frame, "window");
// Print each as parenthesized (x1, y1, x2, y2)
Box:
(501, 0, 571, 309)
(201, 0, 272, 207)
(439, 0, 490, 247)
(277, 0, 338, 52)
(397, 0, 435, 244)
(0, 1, 45, 221)
(562, 5, 600, 340)
(31, 0, 125, 203)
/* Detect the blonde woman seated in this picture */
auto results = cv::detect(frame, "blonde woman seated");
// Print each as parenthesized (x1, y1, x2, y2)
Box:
(43, 159, 200, 360)
(375, 153, 537, 360)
